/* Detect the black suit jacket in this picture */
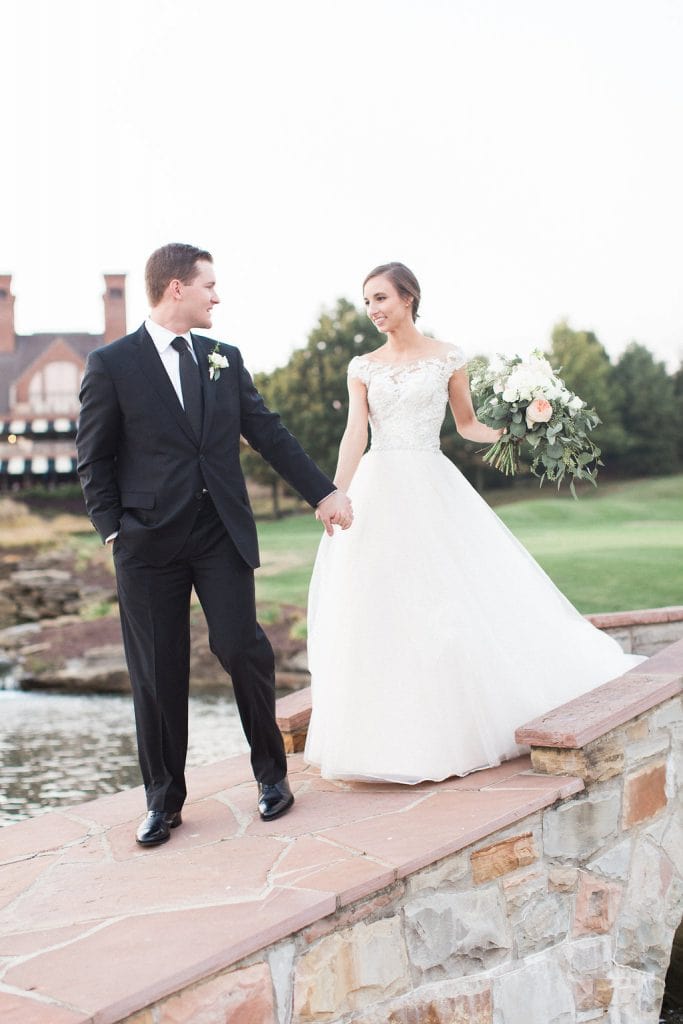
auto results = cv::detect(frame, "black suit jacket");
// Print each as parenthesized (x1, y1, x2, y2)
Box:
(76, 324, 334, 567)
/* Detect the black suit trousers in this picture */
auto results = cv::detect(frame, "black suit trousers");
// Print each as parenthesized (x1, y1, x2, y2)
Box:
(113, 495, 287, 811)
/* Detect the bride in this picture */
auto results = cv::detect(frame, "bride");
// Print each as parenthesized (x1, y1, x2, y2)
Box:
(304, 262, 643, 784)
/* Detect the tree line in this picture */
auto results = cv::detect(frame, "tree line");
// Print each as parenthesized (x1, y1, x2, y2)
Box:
(241, 299, 683, 513)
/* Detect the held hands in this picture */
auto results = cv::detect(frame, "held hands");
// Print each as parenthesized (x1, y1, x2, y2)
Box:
(316, 490, 353, 536)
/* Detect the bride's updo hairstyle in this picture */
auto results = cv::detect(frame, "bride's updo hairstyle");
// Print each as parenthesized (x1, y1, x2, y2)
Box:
(363, 262, 421, 322)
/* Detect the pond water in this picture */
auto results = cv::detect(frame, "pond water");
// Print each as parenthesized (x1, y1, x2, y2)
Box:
(0, 689, 250, 825)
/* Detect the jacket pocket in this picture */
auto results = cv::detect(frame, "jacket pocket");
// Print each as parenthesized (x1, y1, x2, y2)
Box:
(120, 491, 156, 509)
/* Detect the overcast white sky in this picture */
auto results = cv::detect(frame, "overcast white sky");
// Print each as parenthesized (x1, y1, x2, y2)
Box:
(2, 0, 682, 372)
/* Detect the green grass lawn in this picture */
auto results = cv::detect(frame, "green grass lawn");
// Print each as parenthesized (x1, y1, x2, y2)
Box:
(255, 475, 683, 616)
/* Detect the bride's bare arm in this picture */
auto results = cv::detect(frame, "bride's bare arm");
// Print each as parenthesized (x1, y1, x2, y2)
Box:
(332, 377, 370, 492)
(448, 369, 504, 443)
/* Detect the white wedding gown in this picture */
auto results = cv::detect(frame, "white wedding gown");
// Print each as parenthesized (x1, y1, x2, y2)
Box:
(304, 348, 643, 783)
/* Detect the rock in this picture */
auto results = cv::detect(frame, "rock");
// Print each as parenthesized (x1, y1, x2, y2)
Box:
(38, 645, 130, 693)
(293, 918, 410, 1020)
(564, 934, 612, 974)
(586, 837, 632, 881)
(502, 870, 570, 956)
(0, 569, 81, 627)
(350, 979, 493, 1024)
(470, 832, 538, 884)
(543, 791, 620, 861)
(493, 960, 574, 1024)
(280, 649, 309, 673)
(268, 941, 296, 1024)
(608, 965, 665, 1023)
(403, 888, 511, 977)
(548, 867, 579, 892)
(622, 761, 668, 828)
(531, 735, 624, 783)
(157, 961, 276, 1023)
(661, 814, 683, 877)
(572, 871, 622, 936)
(616, 839, 677, 972)
(573, 976, 613, 1011)
(406, 851, 470, 896)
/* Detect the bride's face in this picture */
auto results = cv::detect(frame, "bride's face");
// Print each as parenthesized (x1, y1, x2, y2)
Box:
(363, 275, 412, 333)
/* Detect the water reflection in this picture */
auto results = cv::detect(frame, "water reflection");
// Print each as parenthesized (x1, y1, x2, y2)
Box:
(0, 690, 249, 825)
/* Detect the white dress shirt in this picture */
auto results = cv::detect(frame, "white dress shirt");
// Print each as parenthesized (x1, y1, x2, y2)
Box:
(144, 317, 197, 410)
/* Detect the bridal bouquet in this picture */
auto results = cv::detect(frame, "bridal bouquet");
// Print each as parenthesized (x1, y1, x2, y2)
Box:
(469, 351, 602, 495)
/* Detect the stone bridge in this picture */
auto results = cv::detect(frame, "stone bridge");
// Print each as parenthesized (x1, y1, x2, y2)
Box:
(1, 635, 682, 1023)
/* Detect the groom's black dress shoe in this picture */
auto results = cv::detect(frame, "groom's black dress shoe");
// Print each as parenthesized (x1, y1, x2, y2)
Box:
(258, 777, 294, 821)
(135, 810, 182, 846)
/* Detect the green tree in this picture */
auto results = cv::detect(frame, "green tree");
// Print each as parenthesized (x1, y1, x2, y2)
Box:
(674, 362, 683, 463)
(547, 320, 627, 473)
(240, 300, 378, 515)
(611, 342, 679, 476)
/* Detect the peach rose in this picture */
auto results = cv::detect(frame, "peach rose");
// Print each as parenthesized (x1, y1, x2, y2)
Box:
(526, 397, 553, 428)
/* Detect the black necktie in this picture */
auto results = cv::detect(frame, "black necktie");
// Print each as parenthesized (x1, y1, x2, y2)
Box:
(171, 336, 203, 442)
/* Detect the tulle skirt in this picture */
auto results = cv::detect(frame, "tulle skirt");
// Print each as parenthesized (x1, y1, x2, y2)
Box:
(305, 449, 643, 783)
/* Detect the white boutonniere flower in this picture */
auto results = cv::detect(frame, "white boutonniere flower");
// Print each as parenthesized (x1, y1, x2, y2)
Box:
(208, 344, 229, 381)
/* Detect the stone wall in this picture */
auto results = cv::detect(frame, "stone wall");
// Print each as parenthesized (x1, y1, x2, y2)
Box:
(588, 606, 683, 657)
(122, 679, 683, 1022)
(0, 568, 81, 627)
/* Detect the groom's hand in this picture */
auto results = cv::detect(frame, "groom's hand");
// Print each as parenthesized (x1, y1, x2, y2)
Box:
(316, 491, 353, 536)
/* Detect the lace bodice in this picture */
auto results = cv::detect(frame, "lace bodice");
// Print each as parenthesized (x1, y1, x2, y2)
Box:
(348, 348, 466, 452)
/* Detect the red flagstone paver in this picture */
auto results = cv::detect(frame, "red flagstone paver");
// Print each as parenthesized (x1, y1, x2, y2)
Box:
(320, 784, 584, 877)
(0, 992, 89, 1024)
(64, 785, 145, 829)
(0, 853, 59, 909)
(0, 751, 582, 1023)
(106, 797, 241, 861)
(0, 811, 91, 864)
(288, 851, 397, 906)
(0, 920, 105, 957)
(5, 890, 335, 1024)
(587, 605, 683, 629)
(485, 773, 584, 799)
(439, 756, 533, 789)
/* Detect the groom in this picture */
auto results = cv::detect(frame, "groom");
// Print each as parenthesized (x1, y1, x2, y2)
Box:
(77, 243, 352, 846)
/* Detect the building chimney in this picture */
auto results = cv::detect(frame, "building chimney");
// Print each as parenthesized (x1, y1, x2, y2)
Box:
(103, 273, 127, 344)
(0, 274, 16, 354)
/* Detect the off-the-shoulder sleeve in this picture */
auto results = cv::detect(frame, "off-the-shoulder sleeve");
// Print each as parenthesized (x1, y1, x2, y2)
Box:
(445, 346, 467, 374)
(347, 355, 371, 385)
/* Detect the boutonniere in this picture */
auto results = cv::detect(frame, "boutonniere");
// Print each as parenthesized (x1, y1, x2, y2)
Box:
(208, 342, 229, 381)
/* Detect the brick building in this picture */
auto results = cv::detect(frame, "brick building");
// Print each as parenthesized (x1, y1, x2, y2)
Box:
(0, 275, 126, 484)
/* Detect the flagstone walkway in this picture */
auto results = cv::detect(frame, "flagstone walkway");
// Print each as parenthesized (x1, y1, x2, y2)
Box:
(0, 750, 582, 1024)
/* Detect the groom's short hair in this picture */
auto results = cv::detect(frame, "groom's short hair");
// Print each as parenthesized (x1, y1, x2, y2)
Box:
(145, 243, 213, 306)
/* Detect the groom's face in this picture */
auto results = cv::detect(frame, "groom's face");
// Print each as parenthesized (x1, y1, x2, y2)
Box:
(178, 260, 220, 330)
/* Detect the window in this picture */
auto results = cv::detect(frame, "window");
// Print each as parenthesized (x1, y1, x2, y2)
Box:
(28, 361, 80, 414)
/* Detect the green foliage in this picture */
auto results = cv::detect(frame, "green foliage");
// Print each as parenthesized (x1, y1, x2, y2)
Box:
(611, 342, 680, 476)
(547, 320, 628, 466)
(674, 363, 683, 463)
(241, 300, 378, 490)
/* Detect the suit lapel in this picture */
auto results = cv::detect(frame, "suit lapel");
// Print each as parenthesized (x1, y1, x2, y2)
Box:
(136, 326, 198, 446)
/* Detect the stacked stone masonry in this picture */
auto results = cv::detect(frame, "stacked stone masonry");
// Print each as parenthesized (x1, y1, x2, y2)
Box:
(123, 676, 682, 1022)
(2, 639, 682, 1024)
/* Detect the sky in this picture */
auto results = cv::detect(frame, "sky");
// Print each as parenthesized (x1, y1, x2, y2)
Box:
(2, 0, 682, 373)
